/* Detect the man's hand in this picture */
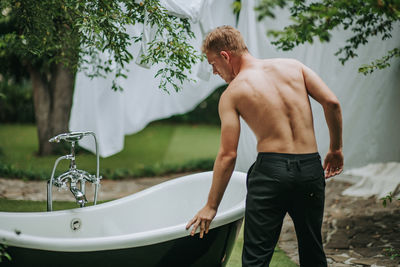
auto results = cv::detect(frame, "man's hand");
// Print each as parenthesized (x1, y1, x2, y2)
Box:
(323, 149, 344, 178)
(186, 205, 217, 238)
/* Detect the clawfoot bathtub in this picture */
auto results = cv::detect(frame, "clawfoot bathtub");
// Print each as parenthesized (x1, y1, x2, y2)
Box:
(0, 171, 247, 267)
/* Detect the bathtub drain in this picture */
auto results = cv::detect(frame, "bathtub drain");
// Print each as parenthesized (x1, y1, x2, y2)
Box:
(71, 218, 82, 231)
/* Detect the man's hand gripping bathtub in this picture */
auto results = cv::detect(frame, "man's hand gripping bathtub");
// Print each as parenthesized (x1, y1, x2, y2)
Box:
(186, 205, 217, 238)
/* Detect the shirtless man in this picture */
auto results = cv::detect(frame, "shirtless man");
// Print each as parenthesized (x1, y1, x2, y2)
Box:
(186, 25, 343, 267)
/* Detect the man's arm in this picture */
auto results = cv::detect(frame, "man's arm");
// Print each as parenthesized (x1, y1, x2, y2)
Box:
(186, 91, 240, 238)
(302, 64, 344, 178)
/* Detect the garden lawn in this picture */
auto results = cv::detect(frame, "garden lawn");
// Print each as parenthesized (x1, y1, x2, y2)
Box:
(0, 199, 298, 267)
(227, 224, 298, 267)
(0, 123, 220, 180)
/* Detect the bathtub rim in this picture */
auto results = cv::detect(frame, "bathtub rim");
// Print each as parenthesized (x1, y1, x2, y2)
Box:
(0, 171, 247, 252)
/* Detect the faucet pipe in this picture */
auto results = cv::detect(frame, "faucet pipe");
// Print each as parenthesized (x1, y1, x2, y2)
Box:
(47, 155, 72, 212)
(90, 132, 100, 205)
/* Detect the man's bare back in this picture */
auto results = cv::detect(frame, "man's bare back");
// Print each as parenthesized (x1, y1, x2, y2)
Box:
(224, 58, 318, 154)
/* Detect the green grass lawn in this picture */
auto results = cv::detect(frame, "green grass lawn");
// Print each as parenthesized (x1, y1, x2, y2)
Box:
(0, 199, 91, 212)
(227, 225, 298, 267)
(0, 199, 298, 267)
(0, 123, 221, 180)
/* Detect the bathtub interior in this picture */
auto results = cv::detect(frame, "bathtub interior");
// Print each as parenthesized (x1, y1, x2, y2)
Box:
(0, 171, 247, 239)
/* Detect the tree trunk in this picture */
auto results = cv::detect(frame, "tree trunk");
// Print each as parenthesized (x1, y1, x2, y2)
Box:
(29, 63, 75, 156)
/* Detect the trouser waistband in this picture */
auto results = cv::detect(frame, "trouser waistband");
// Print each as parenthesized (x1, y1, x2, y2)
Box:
(257, 152, 320, 160)
(256, 152, 321, 171)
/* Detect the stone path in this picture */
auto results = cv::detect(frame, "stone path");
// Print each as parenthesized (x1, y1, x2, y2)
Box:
(279, 179, 400, 267)
(1, 175, 399, 266)
(0, 174, 185, 202)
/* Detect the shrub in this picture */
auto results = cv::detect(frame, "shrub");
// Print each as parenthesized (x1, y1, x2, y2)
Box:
(162, 84, 227, 125)
(0, 78, 35, 123)
(0, 158, 215, 181)
(102, 158, 215, 180)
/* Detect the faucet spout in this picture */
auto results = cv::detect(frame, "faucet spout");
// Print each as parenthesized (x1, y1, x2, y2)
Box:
(70, 186, 87, 207)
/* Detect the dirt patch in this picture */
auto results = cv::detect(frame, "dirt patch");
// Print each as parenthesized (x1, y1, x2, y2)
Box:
(279, 179, 400, 267)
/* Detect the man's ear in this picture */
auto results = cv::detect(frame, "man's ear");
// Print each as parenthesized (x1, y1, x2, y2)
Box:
(220, 51, 230, 62)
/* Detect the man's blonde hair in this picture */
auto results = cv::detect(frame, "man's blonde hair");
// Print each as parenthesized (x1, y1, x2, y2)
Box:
(202, 25, 248, 55)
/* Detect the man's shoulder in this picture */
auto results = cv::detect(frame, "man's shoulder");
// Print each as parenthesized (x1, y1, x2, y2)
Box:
(263, 58, 304, 68)
(225, 75, 251, 95)
(220, 78, 248, 104)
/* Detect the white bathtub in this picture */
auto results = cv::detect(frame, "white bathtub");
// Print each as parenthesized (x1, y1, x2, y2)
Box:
(0, 171, 247, 267)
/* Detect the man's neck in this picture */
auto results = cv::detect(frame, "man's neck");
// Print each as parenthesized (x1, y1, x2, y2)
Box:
(232, 52, 256, 76)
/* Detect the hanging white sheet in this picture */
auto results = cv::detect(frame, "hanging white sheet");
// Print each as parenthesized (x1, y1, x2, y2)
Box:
(340, 162, 400, 198)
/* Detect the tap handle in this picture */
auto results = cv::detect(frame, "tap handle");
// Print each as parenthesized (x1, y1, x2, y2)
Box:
(49, 132, 94, 143)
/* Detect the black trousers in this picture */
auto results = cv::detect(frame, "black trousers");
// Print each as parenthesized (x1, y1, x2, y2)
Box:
(242, 152, 327, 267)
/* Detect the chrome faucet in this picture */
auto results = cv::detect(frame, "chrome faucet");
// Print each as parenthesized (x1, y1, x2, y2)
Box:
(70, 184, 87, 207)
(47, 131, 101, 211)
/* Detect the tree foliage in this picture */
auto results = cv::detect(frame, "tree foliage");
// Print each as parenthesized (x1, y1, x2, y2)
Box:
(255, 0, 400, 74)
(0, 0, 202, 92)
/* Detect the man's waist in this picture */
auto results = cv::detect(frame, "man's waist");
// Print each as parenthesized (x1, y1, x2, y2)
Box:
(256, 151, 320, 163)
